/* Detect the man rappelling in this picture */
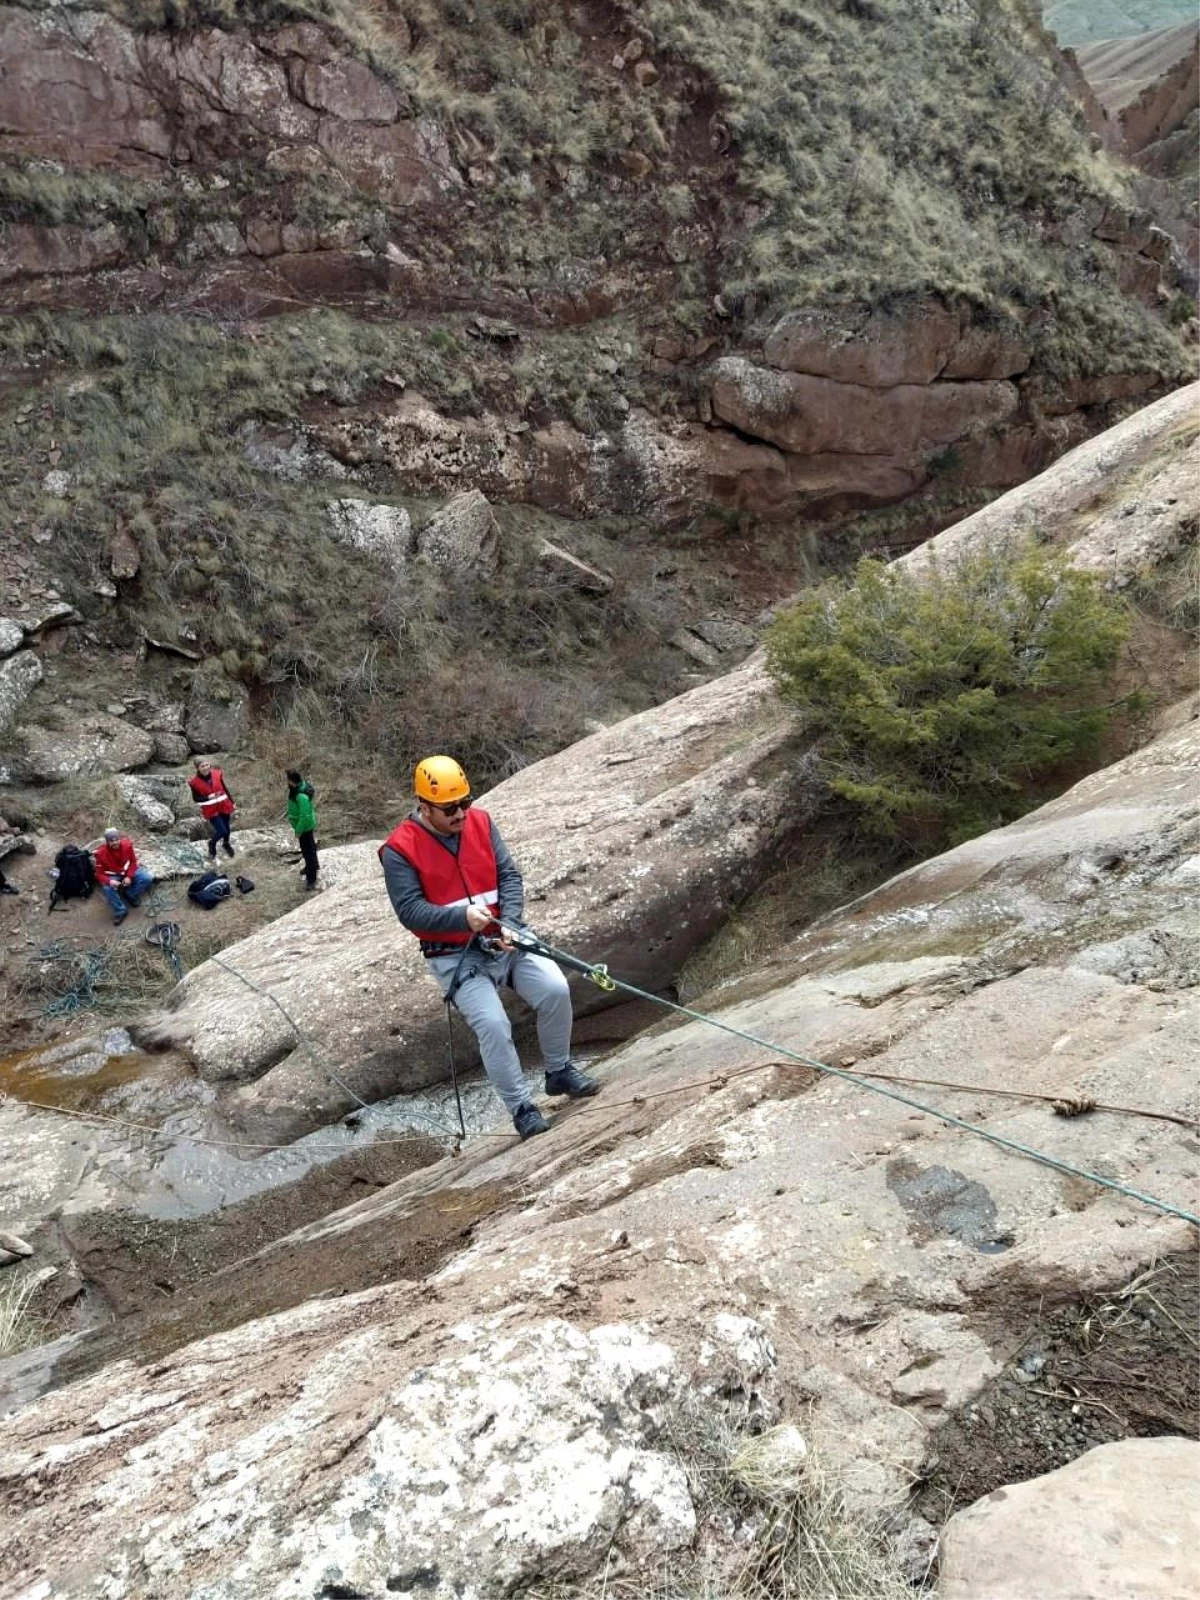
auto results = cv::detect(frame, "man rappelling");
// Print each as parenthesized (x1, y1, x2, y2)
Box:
(379, 755, 600, 1139)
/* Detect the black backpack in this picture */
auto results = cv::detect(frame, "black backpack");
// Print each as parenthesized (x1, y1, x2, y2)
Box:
(52, 845, 94, 904)
(187, 870, 233, 909)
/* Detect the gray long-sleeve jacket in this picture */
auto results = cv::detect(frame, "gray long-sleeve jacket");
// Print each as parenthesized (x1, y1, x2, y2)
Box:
(380, 809, 525, 953)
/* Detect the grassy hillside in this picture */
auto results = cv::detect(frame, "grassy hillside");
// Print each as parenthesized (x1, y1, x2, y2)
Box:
(1043, 0, 1198, 46)
(0, 0, 1189, 818)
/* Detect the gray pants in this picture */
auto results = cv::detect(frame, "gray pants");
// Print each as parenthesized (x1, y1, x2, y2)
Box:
(428, 949, 573, 1114)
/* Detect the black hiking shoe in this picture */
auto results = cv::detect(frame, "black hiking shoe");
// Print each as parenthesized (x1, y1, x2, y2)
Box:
(223, 842, 235, 858)
(513, 1102, 550, 1140)
(544, 1063, 601, 1099)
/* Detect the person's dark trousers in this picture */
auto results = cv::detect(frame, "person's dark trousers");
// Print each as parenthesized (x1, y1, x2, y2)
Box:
(298, 830, 319, 887)
(208, 812, 234, 859)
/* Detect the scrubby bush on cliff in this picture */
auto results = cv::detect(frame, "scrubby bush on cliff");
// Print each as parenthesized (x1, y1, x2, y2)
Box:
(765, 542, 1132, 846)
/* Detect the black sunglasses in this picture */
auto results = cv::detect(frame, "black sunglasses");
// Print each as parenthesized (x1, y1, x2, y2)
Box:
(427, 796, 472, 815)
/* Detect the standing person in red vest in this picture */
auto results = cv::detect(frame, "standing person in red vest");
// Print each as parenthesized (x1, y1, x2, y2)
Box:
(380, 755, 600, 1140)
(188, 756, 236, 861)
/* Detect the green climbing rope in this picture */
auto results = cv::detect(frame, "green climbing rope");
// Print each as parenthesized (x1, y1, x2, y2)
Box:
(516, 930, 1200, 1230)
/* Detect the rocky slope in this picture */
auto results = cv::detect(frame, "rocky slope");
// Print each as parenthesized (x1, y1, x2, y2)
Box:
(0, 385, 1196, 1600)
(136, 381, 1200, 1142)
(0, 0, 1194, 839)
(2, 696, 1196, 1598)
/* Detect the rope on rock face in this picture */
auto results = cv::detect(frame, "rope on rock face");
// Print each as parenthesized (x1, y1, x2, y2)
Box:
(11, 935, 1199, 1218)
(508, 929, 1200, 1230)
(209, 954, 372, 1111)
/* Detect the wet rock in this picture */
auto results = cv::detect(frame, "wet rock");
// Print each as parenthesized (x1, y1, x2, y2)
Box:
(938, 1438, 1200, 1599)
(11, 713, 155, 781)
(417, 488, 500, 575)
(0, 649, 42, 737)
(327, 497, 413, 570)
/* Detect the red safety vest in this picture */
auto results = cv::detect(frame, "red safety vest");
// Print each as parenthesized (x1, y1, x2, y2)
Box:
(380, 807, 499, 947)
(188, 767, 234, 818)
(94, 837, 138, 885)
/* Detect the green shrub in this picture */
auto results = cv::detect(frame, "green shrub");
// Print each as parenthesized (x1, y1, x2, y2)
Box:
(765, 541, 1132, 846)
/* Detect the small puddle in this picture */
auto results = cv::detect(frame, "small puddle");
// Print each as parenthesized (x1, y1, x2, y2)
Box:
(0, 1030, 151, 1111)
(887, 1157, 1014, 1253)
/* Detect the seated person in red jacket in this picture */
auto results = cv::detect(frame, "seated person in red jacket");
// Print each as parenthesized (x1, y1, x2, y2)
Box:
(93, 827, 154, 925)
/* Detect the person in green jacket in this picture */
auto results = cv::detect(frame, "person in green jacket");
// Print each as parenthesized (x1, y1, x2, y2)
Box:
(286, 769, 319, 890)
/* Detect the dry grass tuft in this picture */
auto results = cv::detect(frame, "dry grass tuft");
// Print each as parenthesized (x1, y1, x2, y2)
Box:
(0, 1268, 47, 1359)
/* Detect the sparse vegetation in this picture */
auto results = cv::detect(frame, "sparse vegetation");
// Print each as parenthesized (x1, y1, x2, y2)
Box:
(528, 1398, 921, 1599)
(5, 0, 1189, 381)
(0, 310, 681, 799)
(0, 1267, 46, 1358)
(765, 540, 1135, 846)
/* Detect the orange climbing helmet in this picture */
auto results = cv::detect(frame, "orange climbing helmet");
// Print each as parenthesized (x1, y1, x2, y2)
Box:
(414, 755, 471, 804)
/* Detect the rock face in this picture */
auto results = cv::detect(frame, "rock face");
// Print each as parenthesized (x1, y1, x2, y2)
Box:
(146, 651, 823, 1136)
(2, 711, 1197, 1599)
(145, 384, 1200, 1139)
(0, 1303, 756, 1599)
(0, 649, 42, 738)
(0, 0, 1187, 551)
(0, 9, 453, 198)
(938, 1438, 1200, 1600)
(910, 380, 1199, 579)
(9, 712, 154, 781)
(416, 488, 500, 574)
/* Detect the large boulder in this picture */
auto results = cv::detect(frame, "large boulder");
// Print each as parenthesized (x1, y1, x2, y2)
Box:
(0, 649, 42, 739)
(416, 488, 500, 574)
(938, 1438, 1200, 1599)
(184, 675, 249, 753)
(146, 651, 824, 1134)
(9, 712, 154, 781)
(328, 497, 413, 571)
(0, 1304, 763, 1599)
(710, 355, 1020, 456)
